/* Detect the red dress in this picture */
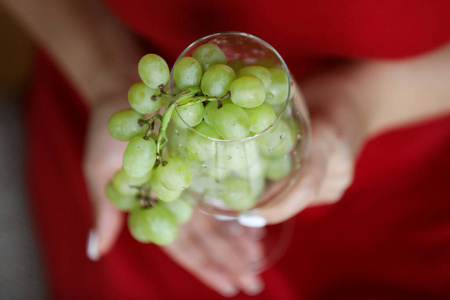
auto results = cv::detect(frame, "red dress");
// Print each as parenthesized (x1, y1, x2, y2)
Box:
(27, 1, 450, 299)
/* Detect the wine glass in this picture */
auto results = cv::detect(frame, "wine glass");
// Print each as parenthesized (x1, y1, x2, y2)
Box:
(166, 32, 310, 274)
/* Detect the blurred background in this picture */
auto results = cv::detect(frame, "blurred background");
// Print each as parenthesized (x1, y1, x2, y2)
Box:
(0, 5, 47, 299)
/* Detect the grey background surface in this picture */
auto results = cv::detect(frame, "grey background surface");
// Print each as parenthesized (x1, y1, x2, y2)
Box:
(0, 4, 48, 299)
(0, 94, 47, 299)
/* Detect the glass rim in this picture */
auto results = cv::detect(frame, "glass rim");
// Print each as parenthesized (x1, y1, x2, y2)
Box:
(170, 31, 292, 143)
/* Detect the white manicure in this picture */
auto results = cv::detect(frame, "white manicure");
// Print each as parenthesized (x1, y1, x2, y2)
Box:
(238, 215, 267, 228)
(86, 229, 100, 261)
(214, 214, 236, 221)
(221, 285, 238, 298)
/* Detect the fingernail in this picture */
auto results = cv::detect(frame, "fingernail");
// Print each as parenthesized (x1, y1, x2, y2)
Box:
(238, 215, 266, 228)
(243, 280, 264, 296)
(214, 214, 236, 221)
(220, 285, 238, 298)
(86, 229, 100, 261)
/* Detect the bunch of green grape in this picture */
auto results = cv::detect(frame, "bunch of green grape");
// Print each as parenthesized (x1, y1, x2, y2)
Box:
(106, 42, 297, 245)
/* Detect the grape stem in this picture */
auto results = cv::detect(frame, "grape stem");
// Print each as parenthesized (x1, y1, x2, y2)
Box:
(177, 91, 231, 108)
(151, 84, 175, 101)
(140, 115, 163, 140)
(155, 88, 230, 166)
(138, 186, 157, 208)
(156, 87, 201, 160)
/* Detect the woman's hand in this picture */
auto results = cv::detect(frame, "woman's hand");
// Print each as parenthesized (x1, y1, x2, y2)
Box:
(163, 210, 265, 297)
(258, 43, 450, 224)
(83, 92, 131, 260)
(83, 87, 264, 297)
(258, 64, 368, 224)
(83, 43, 450, 297)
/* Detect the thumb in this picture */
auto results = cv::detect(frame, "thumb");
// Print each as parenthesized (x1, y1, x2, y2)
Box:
(86, 181, 125, 261)
(257, 120, 334, 224)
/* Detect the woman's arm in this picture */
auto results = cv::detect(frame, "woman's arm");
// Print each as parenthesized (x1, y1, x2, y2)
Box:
(258, 42, 450, 223)
(1, 0, 264, 295)
(357, 43, 450, 136)
(1, 0, 142, 103)
(1, 0, 145, 260)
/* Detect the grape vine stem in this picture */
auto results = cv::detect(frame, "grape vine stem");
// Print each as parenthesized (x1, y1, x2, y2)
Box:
(155, 88, 230, 165)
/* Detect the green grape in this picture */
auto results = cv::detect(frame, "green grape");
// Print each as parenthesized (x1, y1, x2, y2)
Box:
(112, 169, 150, 196)
(237, 66, 272, 89)
(170, 85, 182, 95)
(200, 64, 236, 98)
(258, 120, 297, 157)
(235, 167, 266, 199)
(128, 205, 178, 245)
(230, 76, 266, 108)
(192, 43, 227, 72)
(256, 119, 286, 149)
(211, 104, 250, 140)
(166, 122, 191, 160)
(206, 164, 231, 181)
(250, 175, 266, 198)
(204, 101, 218, 126)
(272, 104, 285, 116)
(203, 98, 232, 125)
(196, 120, 221, 138)
(245, 102, 278, 134)
(128, 208, 151, 242)
(253, 59, 276, 68)
(105, 181, 140, 211)
(161, 197, 193, 224)
(138, 54, 170, 89)
(215, 140, 260, 172)
(179, 192, 196, 205)
(266, 124, 297, 157)
(219, 177, 257, 211)
(123, 135, 157, 178)
(221, 98, 233, 105)
(173, 57, 203, 90)
(107, 109, 147, 141)
(228, 60, 248, 73)
(157, 157, 192, 191)
(128, 82, 162, 114)
(265, 67, 289, 106)
(150, 171, 182, 202)
(172, 102, 205, 128)
(264, 154, 292, 180)
(186, 121, 221, 161)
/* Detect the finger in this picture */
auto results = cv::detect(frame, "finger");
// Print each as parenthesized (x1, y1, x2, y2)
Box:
(207, 219, 266, 295)
(187, 220, 265, 296)
(190, 216, 249, 275)
(237, 233, 265, 268)
(96, 193, 124, 256)
(236, 274, 265, 296)
(84, 156, 124, 260)
(257, 122, 334, 224)
(316, 172, 353, 202)
(83, 96, 134, 261)
(315, 140, 355, 203)
(163, 231, 238, 297)
(232, 231, 265, 295)
(229, 226, 265, 271)
(85, 172, 124, 260)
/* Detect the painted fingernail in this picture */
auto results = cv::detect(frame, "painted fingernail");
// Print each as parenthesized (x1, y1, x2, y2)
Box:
(221, 285, 238, 298)
(86, 229, 100, 261)
(243, 280, 264, 296)
(214, 214, 236, 221)
(238, 215, 266, 228)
